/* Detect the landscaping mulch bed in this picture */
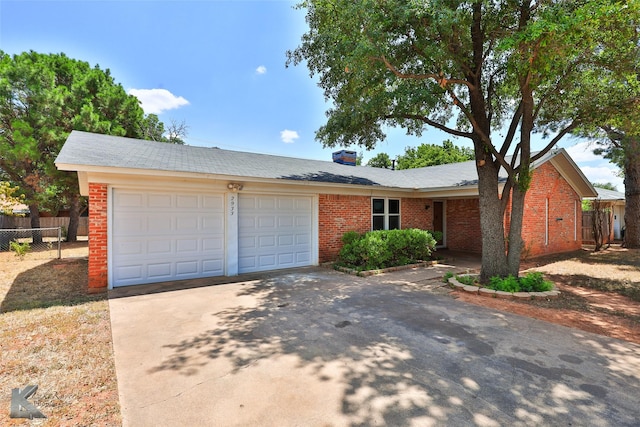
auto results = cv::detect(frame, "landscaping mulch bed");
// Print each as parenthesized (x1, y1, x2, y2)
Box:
(453, 246, 640, 345)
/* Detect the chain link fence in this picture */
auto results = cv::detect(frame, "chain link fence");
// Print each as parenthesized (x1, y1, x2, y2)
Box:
(0, 227, 62, 259)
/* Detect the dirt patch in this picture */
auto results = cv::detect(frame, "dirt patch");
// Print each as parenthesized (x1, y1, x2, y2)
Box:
(0, 242, 120, 426)
(453, 246, 640, 345)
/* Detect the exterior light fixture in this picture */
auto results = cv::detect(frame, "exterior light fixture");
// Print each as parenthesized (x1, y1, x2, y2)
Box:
(227, 183, 243, 192)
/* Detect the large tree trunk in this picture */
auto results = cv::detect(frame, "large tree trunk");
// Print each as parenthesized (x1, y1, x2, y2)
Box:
(66, 192, 80, 242)
(477, 159, 509, 282)
(506, 187, 526, 274)
(28, 203, 43, 244)
(623, 138, 640, 248)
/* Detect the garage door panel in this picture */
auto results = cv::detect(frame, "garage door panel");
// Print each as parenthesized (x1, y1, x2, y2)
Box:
(278, 235, 294, 246)
(116, 192, 144, 208)
(203, 195, 224, 210)
(114, 216, 145, 234)
(147, 215, 172, 231)
(116, 265, 143, 282)
(176, 261, 199, 275)
(278, 216, 294, 227)
(203, 216, 224, 231)
(239, 195, 313, 273)
(203, 238, 223, 251)
(259, 236, 276, 248)
(203, 259, 223, 273)
(258, 216, 276, 228)
(112, 189, 225, 287)
(148, 240, 172, 255)
(258, 198, 276, 210)
(148, 194, 172, 208)
(148, 263, 172, 279)
(177, 194, 199, 208)
(176, 239, 198, 253)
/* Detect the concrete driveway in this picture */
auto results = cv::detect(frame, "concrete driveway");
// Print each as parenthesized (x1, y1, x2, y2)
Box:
(109, 265, 640, 426)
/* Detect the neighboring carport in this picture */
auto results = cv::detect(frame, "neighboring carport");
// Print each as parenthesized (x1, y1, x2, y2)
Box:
(108, 267, 640, 427)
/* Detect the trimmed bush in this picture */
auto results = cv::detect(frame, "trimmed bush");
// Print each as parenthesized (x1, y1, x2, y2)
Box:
(487, 272, 553, 292)
(337, 229, 437, 271)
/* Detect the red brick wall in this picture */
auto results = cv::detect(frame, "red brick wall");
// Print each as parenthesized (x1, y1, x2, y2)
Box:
(88, 183, 108, 291)
(522, 162, 581, 257)
(446, 198, 483, 253)
(402, 198, 432, 230)
(318, 194, 371, 262)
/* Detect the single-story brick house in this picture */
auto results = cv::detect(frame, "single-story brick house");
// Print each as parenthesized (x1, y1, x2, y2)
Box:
(55, 131, 597, 291)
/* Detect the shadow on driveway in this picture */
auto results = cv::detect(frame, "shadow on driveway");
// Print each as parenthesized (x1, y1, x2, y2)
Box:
(109, 267, 640, 427)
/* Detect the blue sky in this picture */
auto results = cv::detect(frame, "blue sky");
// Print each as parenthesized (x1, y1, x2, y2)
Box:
(0, 0, 624, 191)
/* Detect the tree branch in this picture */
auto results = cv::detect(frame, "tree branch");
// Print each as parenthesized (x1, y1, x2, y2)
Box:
(385, 113, 473, 138)
(531, 121, 579, 163)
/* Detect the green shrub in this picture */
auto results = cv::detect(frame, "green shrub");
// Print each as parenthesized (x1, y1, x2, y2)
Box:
(519, 272, 553, 292)
(341, 230, 361, 245)
(487, 272, 553, 293)
(429, 230, 443, 244)
(336, 228, 437, 271)
(443, 271, 454, 283)
(456, 274, 479, 286)
(489, 275, 520, 292)
(10, 240, 31, 260)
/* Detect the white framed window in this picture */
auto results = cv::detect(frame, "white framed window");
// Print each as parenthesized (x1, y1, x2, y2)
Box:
(372, 198, 400, 230)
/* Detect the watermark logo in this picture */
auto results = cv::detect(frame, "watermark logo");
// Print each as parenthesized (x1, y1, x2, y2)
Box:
(10, 385, 46, 419)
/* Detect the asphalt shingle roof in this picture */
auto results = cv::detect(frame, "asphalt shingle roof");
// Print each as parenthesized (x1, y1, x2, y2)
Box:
(57, 131, 545, 190)
(589, 187, 625, 201)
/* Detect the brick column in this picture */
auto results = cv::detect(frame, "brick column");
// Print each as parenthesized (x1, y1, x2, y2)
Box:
(88, 183, 108, 292)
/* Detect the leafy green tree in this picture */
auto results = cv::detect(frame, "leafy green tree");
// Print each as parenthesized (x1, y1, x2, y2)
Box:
(0, 50, 145, 241)
(594, 130, 640, 248)
(592, 182, 618, 192)
(570, 53, 640, 248)
(397, 140, 473, 170)
(139, 114, 188, 144)
(367, 152, 393, 169)
(288, 0, 639, 280)
(0, 181, 24, 215)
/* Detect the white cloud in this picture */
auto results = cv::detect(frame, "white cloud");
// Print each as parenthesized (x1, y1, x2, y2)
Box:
(564, 141, 601, 163)
(127, 88, 189, 115)
(256, 65, 267, 75)
(580, 165, 624, 191)
(280, 129, 299, 144)
(563, 141, 623, 190)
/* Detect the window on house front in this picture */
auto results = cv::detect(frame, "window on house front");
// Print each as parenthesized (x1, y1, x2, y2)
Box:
(372, 198, 400, 230)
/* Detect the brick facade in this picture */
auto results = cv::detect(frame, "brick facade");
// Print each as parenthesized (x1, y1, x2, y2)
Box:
(88, 183, 108, 291)
(401, 197, 433, 230)
(318, 194, 371, 262)
(522, 162, 582, 257)
(446, 198, 482, 253)
(442, 162, 582, 257)
(318, 195, 435, 262)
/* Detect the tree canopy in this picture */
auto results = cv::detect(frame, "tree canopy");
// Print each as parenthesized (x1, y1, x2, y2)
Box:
(592, 182, 619, 192)
(367, 140, 473, 169)
(139, 114, 188, 144)
(367, 152, 393, 169)
(397, 140, 474, 170)
(0, 50, 145, 240)
(288, 0, 640, 280)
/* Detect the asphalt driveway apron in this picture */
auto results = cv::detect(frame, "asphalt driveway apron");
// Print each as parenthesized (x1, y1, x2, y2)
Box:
(108, 266, 640, 426)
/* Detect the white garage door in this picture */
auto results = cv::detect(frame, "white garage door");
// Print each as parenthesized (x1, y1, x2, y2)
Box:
(238, 195, 313, 273)
(112, 189, 225, 287)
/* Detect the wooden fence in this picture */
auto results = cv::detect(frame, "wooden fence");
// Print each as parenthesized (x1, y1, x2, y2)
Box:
(0, 216, 88, 236)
